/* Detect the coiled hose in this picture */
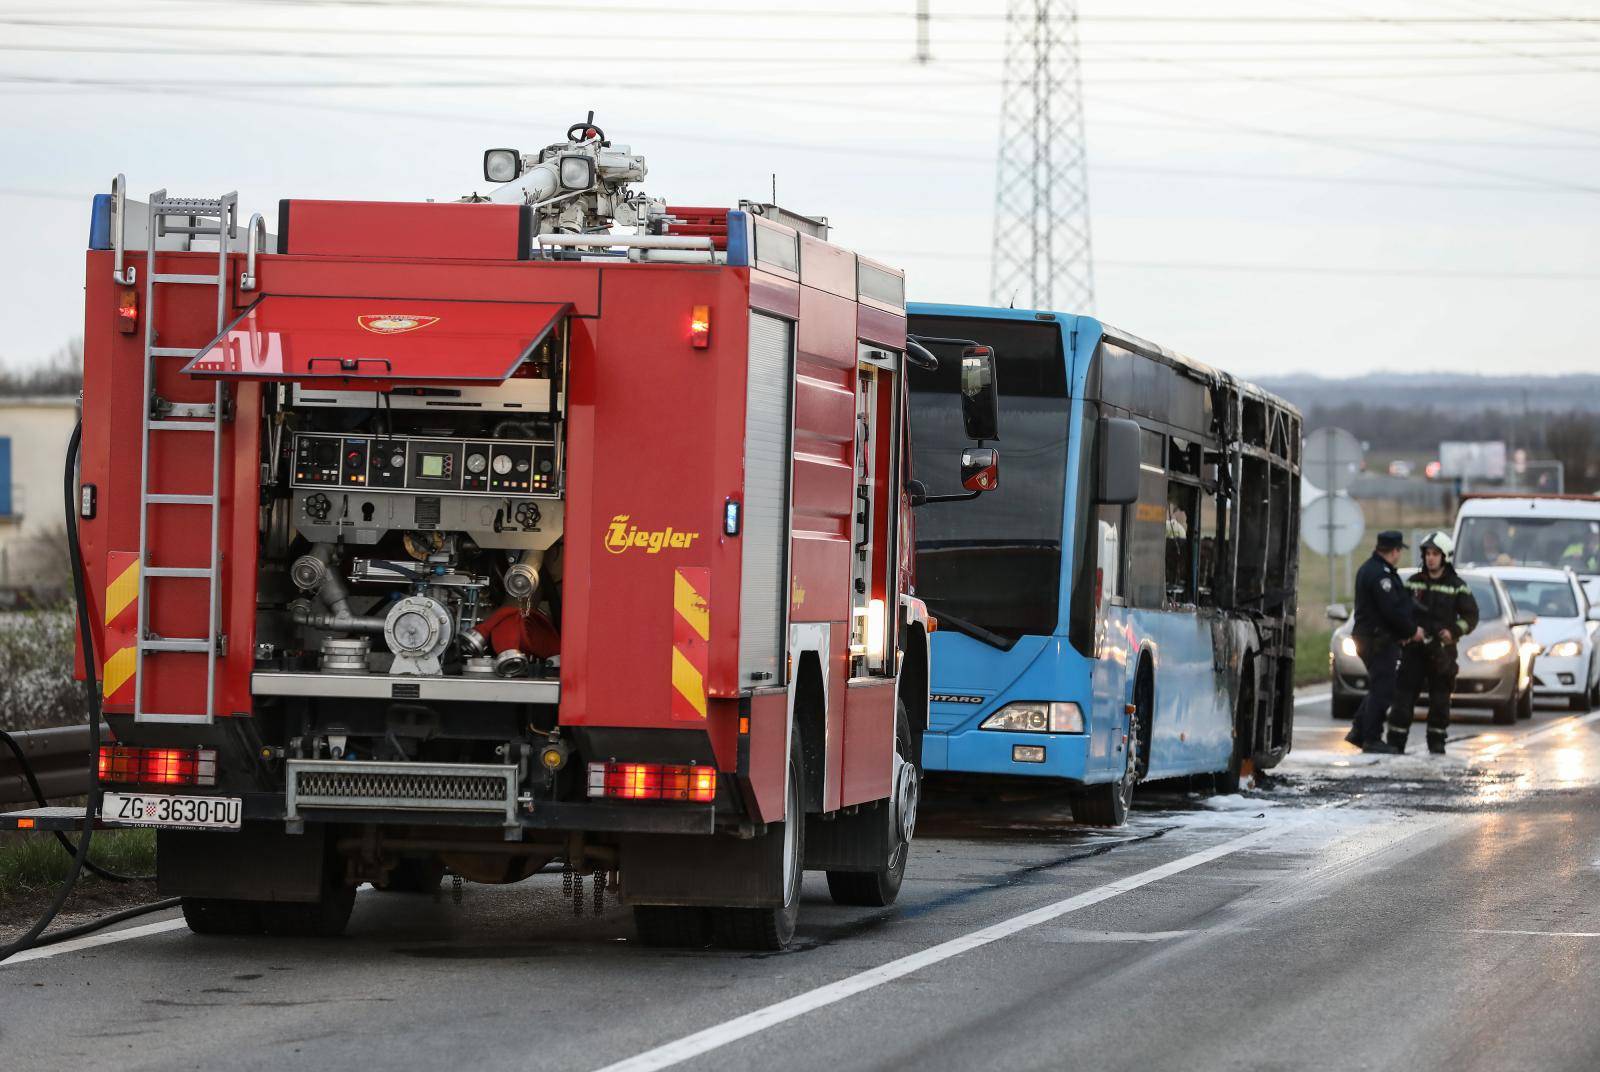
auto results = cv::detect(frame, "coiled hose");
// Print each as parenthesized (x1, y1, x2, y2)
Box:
(0, 421, 173, 963)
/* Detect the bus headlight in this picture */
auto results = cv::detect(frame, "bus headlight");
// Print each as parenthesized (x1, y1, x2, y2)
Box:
(980, 701, 1084, 734)
(1467, 639, 1514, 662)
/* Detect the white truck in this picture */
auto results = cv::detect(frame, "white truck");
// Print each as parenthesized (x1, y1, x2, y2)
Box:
(1453, 495, 1600, 604)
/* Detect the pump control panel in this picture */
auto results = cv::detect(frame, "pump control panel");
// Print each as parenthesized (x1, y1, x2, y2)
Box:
(292, 432, 560, 498)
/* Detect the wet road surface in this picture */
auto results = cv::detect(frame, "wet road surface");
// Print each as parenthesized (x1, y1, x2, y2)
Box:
(5, 691, 1600, 1071)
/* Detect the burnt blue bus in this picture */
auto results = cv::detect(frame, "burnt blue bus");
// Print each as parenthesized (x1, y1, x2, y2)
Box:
(907, 304, 1301, 825)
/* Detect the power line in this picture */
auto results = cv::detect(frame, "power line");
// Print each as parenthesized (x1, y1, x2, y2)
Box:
(11, 14, 1600, 46)
(10, 64, 1600, 198)
(11, 39, 1600, 63)
(88, 1, 1600, 22)
(1088, 94, 1600, 194)
(0, 71, 999, 91)
(8, 41, 1600, 80)
(1092, 162, 1587, 194)
(875, 249, 1600, 281)
(1084, 39, 1600, 143)
(1100, 120, 1600, 154)
(1301, 0, 1600, 73)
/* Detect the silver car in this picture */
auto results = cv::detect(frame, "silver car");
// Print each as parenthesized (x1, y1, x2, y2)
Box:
(1328, 569, 1538, 726)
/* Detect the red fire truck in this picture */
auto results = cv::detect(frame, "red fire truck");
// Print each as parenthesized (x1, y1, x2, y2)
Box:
(51, 119, 999, 950)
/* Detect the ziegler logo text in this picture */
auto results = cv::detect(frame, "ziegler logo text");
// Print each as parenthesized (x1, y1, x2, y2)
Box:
(604, 515, 701, 555)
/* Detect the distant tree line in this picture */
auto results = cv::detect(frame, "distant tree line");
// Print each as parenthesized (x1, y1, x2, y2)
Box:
(1299, 401, 1600, 494)
(0, 339, 82, 397)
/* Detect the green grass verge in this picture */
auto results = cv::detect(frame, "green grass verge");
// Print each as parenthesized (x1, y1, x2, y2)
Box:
(0, 827, 155, 902)
(1295, 624, 1333, 688)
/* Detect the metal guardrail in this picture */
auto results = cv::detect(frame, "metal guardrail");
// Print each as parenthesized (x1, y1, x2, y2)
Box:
(0, 724, 102, 806)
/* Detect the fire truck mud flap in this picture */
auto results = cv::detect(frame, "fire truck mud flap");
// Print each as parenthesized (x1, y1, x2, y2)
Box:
(158, 823, 329, 903)
(617, 829, 788, 908)
(519, 801, 714, 836)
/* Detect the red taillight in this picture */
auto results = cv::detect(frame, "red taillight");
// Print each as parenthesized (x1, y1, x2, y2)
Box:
(587, 762, 717, 803)
(116, 288, 138, 334)
(143, 748, 192, 785)
(689, 305, 711, 349)
(687, 766, 716, 803)
(98, 745, 216, 786)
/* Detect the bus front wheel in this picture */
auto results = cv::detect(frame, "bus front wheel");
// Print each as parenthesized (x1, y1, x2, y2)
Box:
(1072, 700, 1142, 827)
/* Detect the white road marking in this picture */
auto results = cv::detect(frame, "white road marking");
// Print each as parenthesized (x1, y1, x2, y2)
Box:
(1472, 709, 1600, 760)
(1465, 929, 1600, 938)
(591, 825, 1282, 1072)
(2, 916, 187, 967)
(1294, 690, 1332, 708)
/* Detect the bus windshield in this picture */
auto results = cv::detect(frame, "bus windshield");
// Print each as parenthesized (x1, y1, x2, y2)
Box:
(907, 317, 1070, 648)
(1457, 516, 1600, 572)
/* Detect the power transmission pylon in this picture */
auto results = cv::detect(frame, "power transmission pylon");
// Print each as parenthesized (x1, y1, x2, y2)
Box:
(990, 0, 1095, 313)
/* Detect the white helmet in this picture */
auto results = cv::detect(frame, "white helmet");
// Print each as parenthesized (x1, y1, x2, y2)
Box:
(1421, 530, 1454, 559)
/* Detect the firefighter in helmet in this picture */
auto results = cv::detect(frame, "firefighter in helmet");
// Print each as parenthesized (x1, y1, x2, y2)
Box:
(1387, 531, 1479, 755)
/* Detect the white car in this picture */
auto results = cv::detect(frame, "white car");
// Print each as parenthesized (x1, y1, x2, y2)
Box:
(1482, 566, 1600, 711)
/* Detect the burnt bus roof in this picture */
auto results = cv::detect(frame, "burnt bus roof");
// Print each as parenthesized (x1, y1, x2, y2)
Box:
(1099, 323, 1302, 421)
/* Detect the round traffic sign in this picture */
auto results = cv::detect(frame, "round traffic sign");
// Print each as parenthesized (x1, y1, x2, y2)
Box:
(1301, 493, 1365, 556)
(1303, 427, 1363, 495)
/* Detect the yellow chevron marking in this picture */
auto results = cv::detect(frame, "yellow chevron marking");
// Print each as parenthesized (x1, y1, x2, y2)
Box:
(102, 646, 136, 699)
(671, 646, 707, 719)
(105, 559, 140, 625)
(674, 570, 710, 642)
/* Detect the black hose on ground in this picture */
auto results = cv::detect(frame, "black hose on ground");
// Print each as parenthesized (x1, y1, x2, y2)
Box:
(0, 420, 111, 963)
(0, 728, 152, 883)
(22, 897, 182, 950)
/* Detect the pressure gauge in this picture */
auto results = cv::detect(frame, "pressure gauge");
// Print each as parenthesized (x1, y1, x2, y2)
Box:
(492, 454, 514, 475)
(389, 451, 406, 469)
(466, 452, 488, 474)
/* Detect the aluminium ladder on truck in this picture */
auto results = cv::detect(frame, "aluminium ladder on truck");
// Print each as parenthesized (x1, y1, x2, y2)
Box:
(109, 177, 271, 724)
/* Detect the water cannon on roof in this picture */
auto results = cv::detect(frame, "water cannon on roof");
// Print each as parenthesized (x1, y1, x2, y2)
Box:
(474, 111, 664, 237)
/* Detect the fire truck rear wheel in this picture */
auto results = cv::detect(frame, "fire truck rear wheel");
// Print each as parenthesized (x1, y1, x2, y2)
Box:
(710, 733, 804, 951)
(825, 701, 916, 907)
(256, 877, 358, 938)
(632, 905, 712, 948)
(181, 897, 263, 936)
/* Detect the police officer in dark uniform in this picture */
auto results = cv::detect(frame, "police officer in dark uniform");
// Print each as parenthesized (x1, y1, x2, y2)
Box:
(1346, 530, 1423, 753)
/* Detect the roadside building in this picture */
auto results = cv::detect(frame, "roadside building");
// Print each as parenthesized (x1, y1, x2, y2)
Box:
(0, 396, 77, 603)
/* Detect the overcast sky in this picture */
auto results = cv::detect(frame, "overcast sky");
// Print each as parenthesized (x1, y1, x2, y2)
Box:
(2, 0, 1598, 379)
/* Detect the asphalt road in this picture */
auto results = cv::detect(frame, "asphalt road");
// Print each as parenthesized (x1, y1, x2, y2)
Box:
(5, 692, 1600, 1072)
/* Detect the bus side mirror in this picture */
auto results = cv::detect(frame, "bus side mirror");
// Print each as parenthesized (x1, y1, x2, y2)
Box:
(1097, 417, 1140, 505)
(961, 448, 999, 493)
(959, 346, 999, 441)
